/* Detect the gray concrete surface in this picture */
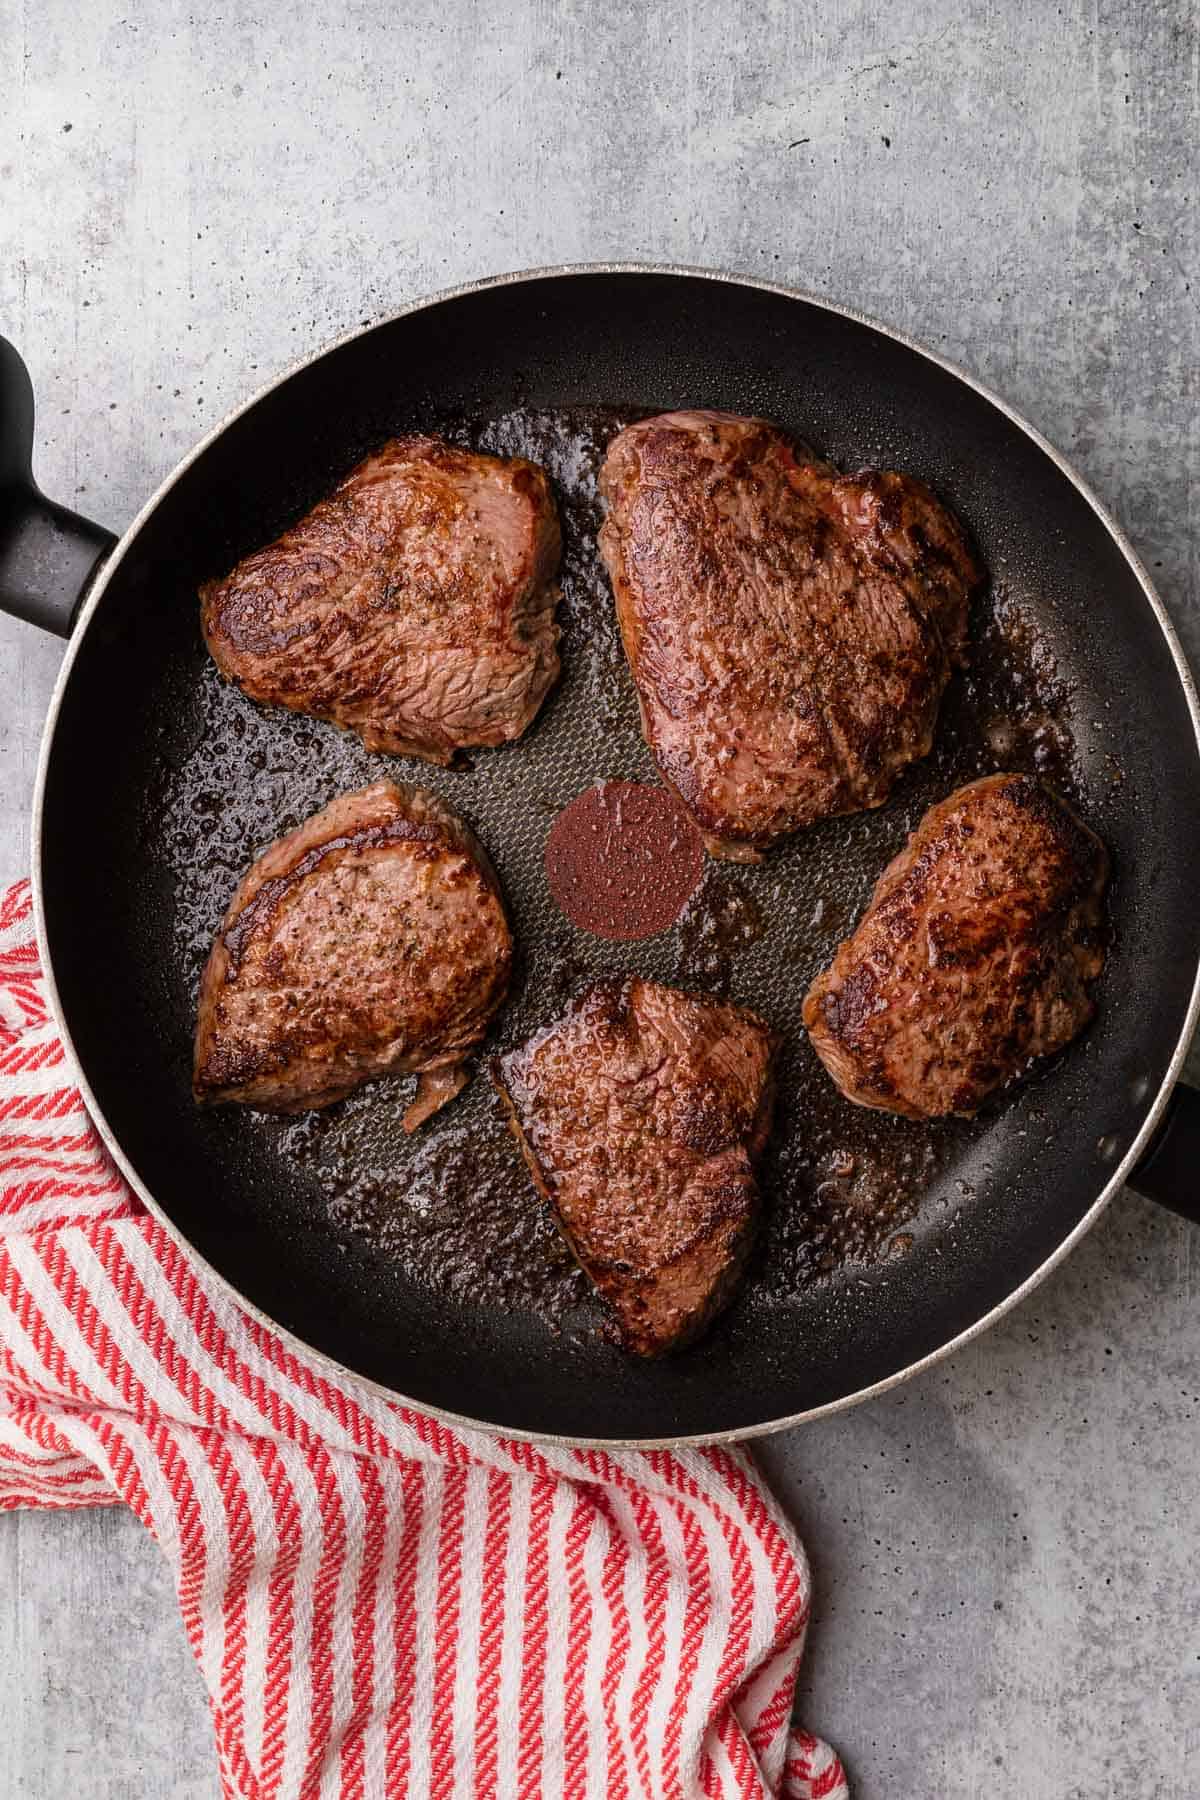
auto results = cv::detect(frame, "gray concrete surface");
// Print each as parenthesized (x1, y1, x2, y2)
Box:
(2, 1, 1198, 1794)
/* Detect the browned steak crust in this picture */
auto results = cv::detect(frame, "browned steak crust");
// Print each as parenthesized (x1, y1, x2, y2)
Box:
(598, 410, 980, 859)
(194, 780, 511, 1123)
(493, 978, 777, 1356)
(201, 437, 562, 763)
(803, 774, 1109, 1118)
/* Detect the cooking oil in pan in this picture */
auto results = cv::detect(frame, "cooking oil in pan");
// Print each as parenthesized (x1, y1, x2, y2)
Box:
(156, 405, 1084, 1338)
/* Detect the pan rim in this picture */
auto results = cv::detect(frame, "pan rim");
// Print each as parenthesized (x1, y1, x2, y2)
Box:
(30, 260, 1200, 1448)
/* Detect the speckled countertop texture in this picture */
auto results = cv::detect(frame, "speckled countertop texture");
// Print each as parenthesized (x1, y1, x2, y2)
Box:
(2, 2, 1198, 1794)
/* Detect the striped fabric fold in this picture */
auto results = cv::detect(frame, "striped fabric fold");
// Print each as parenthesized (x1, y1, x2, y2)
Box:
(0, 879, 847, 1800)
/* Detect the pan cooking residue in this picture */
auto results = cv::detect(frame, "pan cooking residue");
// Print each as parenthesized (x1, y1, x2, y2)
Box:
(676, 867, 765, 995)
(278, 1099, 591, 1323)
(157, 404, 1082, 1334)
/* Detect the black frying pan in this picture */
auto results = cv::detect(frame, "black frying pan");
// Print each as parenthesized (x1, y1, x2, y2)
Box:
(2, 266, 1198, 1446)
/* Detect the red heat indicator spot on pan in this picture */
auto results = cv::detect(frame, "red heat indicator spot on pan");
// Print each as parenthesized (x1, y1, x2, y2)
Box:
(545, 780, 704, 941)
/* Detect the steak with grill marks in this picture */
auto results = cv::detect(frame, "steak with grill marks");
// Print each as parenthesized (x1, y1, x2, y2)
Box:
(493, 978, 778, 1356)
(803, 773, 1109, 1118)
(194, 780, 512, 1127)
(598, 410, 980, 859)
(201, 436, 562, 763)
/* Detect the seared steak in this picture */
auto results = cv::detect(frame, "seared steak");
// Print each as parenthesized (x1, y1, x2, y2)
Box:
(201, 437, 562, 763)
(598, 410, 980, 859)
(493, 978, 777, 1355)
(803, 774, 1108, 1118)
(194, 780, 511, 1125)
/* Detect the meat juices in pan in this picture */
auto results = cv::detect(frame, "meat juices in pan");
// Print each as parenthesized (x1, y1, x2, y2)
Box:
(804, 774, 1109, 1119)
(201, 436, 563, 764)
(194, 781, 512, 1131)
(493, 978, 778, 1356)
(161, 403, 1092, 1333)
(598, 410, 981, 859)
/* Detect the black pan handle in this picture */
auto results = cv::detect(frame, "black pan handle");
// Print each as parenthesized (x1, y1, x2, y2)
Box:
(0, 336, 116, 637)
(1129, 1080, 1200, 1221)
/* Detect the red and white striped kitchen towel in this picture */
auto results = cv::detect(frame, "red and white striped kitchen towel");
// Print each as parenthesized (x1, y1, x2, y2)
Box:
(0, 879, 846, 1800)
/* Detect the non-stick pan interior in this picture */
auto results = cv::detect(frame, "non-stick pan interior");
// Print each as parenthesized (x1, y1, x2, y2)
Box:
(40, 272, 1200, 1439)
